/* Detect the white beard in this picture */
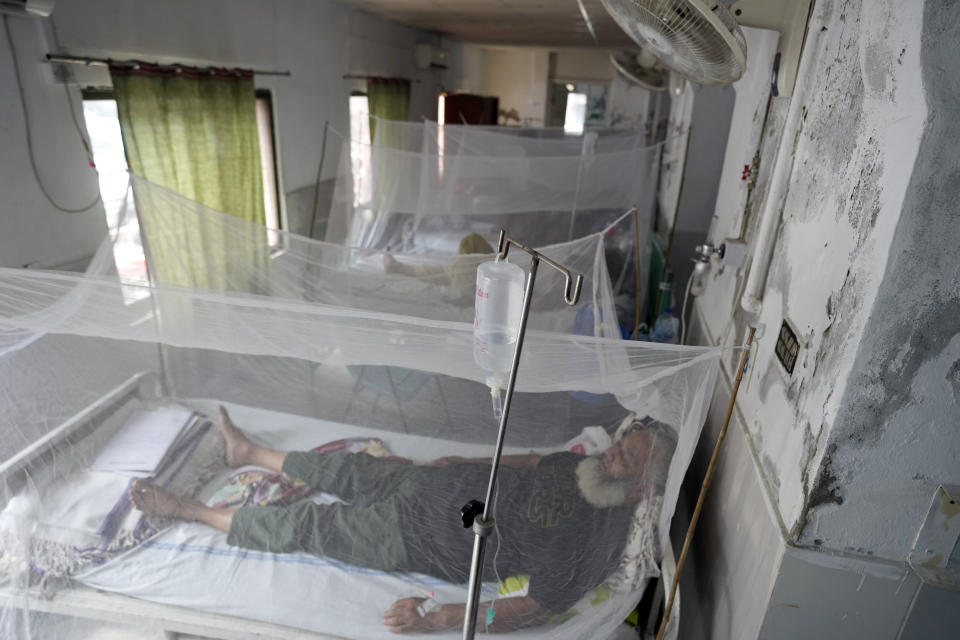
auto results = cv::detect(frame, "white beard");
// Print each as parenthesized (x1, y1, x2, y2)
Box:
(575, 457, 630, 508)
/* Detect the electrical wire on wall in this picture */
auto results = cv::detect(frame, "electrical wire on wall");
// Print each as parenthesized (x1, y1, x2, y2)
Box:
(3, 15, 102, 214)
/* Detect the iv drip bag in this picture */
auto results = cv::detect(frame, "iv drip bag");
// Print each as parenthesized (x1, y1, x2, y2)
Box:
(474, 260, 525, 396)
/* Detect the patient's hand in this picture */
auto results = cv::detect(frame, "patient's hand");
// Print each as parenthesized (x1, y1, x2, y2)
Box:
(430, 456, 468, 467)
(383, 597, 447, 634)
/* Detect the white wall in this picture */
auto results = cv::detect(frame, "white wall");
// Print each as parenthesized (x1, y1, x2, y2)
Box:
(443, 42, 486, 95)
(551, 49, 614, 82)
(672, 358, 787, 640)
(656, 78, 734, 294)
(1, 0, 451, 266)
(53, 0, 448, 190)
(480, 47, 549, 126)
(0, 16, 107, 269)
(442, 44, 659, 131)
(446, 46, 654, 130)
(607, 73, 651, 128)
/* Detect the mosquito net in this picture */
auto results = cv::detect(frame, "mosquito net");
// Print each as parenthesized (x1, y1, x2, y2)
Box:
(324, 120, 661, 253)
(0, 270, 720, 639)
(370, 119, 652, 157)
(124, 176, 624, 338)
(0, 177, 721, 640)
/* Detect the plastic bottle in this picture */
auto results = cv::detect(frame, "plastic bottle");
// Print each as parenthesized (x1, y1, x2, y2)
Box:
(652, 308, 680, 344)
(474, 259, 525, 420)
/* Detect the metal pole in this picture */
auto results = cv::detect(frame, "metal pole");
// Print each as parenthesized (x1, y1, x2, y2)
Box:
(633, 208, 643, 338)
(308, 121, 329, 240)
(45, 53, 291, 76)
(461, 230, 582, 638)
(462, 256, 540, 640)
(342, 73, 422, 83)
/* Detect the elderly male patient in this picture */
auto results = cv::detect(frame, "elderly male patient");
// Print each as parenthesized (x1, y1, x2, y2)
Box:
(131, 408, 676, 634)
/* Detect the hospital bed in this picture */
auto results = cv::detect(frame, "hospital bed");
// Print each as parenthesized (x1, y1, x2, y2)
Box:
(0, 373, 679, 640)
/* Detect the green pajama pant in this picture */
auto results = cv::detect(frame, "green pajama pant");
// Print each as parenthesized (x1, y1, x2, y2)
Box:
(227, 452, 420, 570)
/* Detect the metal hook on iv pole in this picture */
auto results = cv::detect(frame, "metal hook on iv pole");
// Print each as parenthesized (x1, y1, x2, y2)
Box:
(461, 231, 583, 640)
(496, 230, 584, 306)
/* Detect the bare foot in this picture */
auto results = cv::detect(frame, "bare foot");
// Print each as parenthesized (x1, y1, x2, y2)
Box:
(383, 248, 417, 276)
(130, 479, 200, 521)
(218, 405, 254, 467)
(383, 248, 400, 273)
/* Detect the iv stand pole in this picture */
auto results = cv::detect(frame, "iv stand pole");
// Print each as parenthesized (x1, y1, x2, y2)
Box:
(462, 231, 583, 640)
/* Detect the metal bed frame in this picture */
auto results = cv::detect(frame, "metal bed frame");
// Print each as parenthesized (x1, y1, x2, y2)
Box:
(0, 373, 679, 640)
(0, 373, 342, 640)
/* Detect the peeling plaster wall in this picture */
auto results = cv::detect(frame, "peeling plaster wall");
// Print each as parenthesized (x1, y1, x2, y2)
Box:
(694, 0, 946, 562)
(798, 0, 960, 558)
(741, 0, 929, 544)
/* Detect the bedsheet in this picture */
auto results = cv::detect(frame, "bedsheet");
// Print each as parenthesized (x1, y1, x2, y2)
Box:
(72, 400, 646, 639)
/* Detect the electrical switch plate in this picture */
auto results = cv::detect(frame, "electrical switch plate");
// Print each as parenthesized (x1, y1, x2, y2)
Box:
(774, 319, 800, 375)
(908, 485, 960, 589)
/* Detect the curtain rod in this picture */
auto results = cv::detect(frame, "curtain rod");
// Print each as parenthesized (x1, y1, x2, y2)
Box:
(46, 54, 291, 77)
(342, 73, 421, 83)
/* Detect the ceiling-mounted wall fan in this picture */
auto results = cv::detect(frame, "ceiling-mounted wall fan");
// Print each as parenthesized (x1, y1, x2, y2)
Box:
(601, 0, 812, 96)
(610, 48, 667, 92)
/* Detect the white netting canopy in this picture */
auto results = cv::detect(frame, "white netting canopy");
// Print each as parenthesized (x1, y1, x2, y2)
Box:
(324, 120, 661, 253)
(370, 120, 654, 157)
(0, 177, 721, 640)
(126, 176, 624, 339)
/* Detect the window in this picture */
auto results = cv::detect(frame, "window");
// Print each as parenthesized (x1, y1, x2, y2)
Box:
(348, 93, 372, 207)
(255, 90, 281, 232)
(81, 89, 283, 249)
(549, 82, 609, 130)
(83, 89, 283, 296)
(82, 93, 147, 295)
(563, 93, 588, 135)
(437, 94, 446, 177)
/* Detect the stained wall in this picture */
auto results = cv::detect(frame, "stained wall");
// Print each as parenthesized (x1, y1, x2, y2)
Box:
(686, 0, 960, 636)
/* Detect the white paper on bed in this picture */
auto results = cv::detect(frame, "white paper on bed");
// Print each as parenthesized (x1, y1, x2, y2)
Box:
(90, 407, 193, 476)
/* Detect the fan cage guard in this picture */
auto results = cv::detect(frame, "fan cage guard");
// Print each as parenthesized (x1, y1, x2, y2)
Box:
(611, 51, 667, 91)
(602, 0, 748, 86)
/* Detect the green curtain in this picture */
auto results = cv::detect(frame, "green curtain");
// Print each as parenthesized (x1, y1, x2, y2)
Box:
(366, 78, 410, 231)
(111, 65, 266, 290)
(367, 78, 410, 143)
